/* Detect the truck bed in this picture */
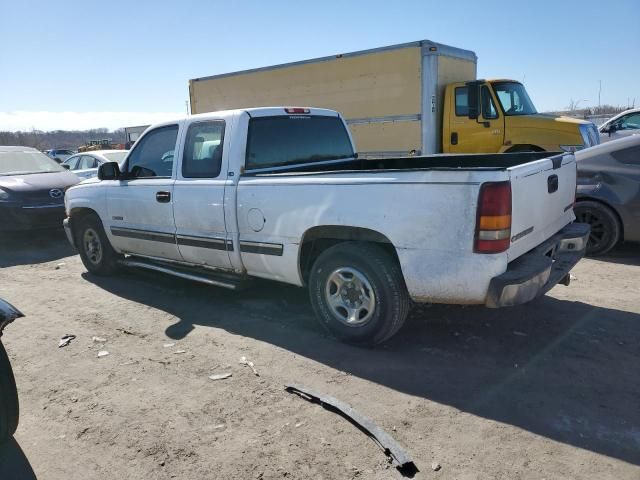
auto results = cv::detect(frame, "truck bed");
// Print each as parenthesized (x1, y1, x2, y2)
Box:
(244, 151, 562, 176)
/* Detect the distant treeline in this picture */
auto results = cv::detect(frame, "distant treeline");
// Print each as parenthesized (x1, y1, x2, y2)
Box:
(0, 128, 126, 150)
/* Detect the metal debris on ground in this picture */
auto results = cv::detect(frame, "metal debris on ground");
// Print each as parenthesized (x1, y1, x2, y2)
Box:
(285, 384, 417, 476)
(92, 336, 107, 343)
(97, 350, 110, 358)
(163, 343, 175, 348)
(58, 334, 76, 348)
(116, 328, 144, 337)
(431, 462, 441, 471)
(173, 349, 187, 354)
(209, 373, 232, 381)
(513, 331, 528, 337)
(239, 356, 259, 376)
(55, 262, 66, 269)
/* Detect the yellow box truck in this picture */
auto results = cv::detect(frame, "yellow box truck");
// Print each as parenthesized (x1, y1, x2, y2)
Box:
(189, 40, 599, 157)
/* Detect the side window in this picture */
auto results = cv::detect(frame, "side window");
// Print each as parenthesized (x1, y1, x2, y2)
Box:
(455, 87, 469, 116)
(78, 156, 97, 169)
(126, 125, 179, 178)
(611, 145, 640, 165)
(481, 86, 498, 120)
(63, 156, 79, 170)
(620, 113, 640, 130)
(182, 121, 225, 178)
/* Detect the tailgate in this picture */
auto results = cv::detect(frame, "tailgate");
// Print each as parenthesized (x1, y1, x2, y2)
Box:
(507, 154, 576, 261)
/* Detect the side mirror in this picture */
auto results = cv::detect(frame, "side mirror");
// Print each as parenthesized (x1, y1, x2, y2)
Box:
(61, 164, 70, 170)
(97, 162, 121, 181)
(466, 82, 480, 120)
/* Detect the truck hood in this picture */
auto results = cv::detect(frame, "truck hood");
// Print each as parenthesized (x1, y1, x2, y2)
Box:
(0, 171, 80, 193)
(508, 114, 590, 132)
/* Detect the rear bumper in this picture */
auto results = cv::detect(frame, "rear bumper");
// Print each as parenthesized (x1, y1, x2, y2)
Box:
(485, 222, 590, 308)
(0, 203, 66, 232)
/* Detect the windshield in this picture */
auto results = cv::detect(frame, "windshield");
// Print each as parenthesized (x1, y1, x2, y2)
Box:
(103, 151, 129, 164)
(492, 82, 538, 116)
(0, 150, 66, 176)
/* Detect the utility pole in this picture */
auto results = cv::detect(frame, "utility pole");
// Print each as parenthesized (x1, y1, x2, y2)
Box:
(598, 80, 601, 111)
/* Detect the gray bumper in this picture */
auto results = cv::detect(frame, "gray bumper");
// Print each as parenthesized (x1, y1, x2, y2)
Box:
(63, 217, 76, 250)
(486, 222, 590, 308)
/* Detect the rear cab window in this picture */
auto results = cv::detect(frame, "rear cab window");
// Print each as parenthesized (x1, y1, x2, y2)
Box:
(245, 115, 354, 170)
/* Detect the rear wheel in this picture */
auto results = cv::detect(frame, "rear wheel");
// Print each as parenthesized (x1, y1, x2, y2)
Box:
(308, 242, 410, 346)
(574, 201, 621, 255)
(0, 342, 19, 445)
(75, 214, 121, 275)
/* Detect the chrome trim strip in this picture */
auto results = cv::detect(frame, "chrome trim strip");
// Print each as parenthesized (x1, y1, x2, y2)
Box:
(110, 227, 176, 244)
(21, 204, 64, 209)
(239, 240, 284, 256)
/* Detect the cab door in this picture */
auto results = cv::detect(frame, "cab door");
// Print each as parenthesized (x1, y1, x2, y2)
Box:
(172, 118, 234, 270)
(106, 124, 182, 261)
(448, 84, 504, 153)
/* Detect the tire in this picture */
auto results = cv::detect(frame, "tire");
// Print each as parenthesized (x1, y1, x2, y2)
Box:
(74, 213, 121, 275)
(0, 342, 19, 444)
(308, 242, 410, 346)
(574, 201, 621, 256)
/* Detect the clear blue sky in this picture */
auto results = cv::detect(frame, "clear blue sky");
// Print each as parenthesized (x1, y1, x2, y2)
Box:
(0, 0, 638, 130)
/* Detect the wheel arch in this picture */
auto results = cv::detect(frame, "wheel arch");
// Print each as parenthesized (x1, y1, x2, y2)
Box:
(298, 225, 399, 285)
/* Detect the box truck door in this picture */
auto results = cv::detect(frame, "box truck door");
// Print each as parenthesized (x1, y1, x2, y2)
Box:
(448, 84, 504, 153)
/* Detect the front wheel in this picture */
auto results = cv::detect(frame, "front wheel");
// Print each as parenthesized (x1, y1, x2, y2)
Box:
(574, 201, 621, 256)
(75, 214, 121, 275)
(308, 242, 410, 346)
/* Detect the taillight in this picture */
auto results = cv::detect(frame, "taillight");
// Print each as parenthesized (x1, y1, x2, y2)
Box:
(285, 107, 310, 114)
(474, 181, 512, 254)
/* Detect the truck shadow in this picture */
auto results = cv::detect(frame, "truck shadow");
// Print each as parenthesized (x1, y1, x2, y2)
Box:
(85, 270, 640, 466)
(0, 229, 74, 268)
(592, 243, 640, 266)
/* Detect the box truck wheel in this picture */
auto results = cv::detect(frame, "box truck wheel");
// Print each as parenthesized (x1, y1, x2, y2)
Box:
(308, 242, 410, 346)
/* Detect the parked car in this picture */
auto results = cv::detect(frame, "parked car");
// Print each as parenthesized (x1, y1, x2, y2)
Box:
(599, 108, 640, 143)
(61, 150, 129, 180)
(574, 135, 640, 255)
(64, 107, 588, 346)
(0, 298, 23, 446)
(44, 148, 75, 163)
(0, 146, 80, 231)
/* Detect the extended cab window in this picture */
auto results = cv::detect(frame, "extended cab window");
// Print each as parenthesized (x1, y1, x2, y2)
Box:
(455, 87, 468, 116)
(126, 125, 178, 178)
(611, 144, 640, 165)
(182, 121, 225, 178)
(245, 115, 354, 170)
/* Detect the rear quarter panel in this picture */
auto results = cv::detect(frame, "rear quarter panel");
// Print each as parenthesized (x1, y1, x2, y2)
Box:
(236, 169, 511, 303)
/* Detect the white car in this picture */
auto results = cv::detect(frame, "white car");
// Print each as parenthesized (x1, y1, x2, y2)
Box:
(62, 150, 129, 180)
(64, 107, 588, 345)
(599, 108, 640, 143)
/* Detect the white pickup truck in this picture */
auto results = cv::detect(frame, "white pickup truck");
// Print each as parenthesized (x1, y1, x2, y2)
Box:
(64, 107, 589, 345)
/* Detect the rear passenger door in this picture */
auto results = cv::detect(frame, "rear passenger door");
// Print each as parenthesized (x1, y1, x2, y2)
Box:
(173, 119, 233, 270)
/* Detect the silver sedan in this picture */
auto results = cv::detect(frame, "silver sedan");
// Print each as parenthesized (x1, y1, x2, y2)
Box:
(62, 150, 129, 180)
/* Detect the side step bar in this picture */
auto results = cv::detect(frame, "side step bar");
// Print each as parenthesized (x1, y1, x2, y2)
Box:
(119, 258, 245, 290)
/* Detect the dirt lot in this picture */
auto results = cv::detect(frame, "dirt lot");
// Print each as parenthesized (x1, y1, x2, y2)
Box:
(0, 230, 638, 479)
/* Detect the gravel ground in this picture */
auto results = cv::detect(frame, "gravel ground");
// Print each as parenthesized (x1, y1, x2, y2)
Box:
(0, 230, 638, 480)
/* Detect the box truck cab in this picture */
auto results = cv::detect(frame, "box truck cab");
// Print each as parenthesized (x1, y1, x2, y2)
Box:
(189, 40, 600, 157)
(443, 79, 600, 154)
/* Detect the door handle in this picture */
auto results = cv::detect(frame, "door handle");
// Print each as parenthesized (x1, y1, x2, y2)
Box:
(156, 191, 171, 203)
(451, 132, 458, 145)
